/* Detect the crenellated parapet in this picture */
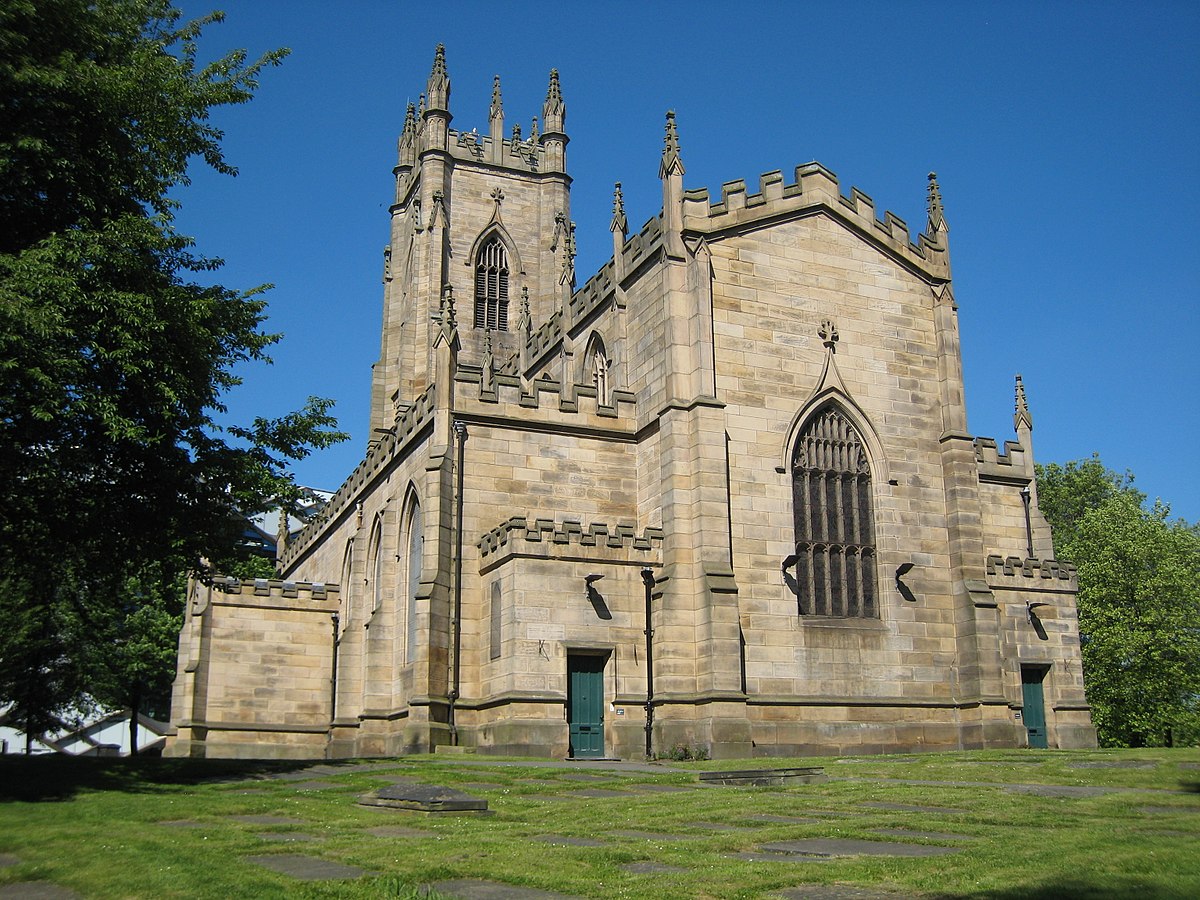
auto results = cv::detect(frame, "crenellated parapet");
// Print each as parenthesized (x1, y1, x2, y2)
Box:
(280, 384, 437, 569)
(680, 162, 948, 280)
(455, 364, 635, 418)
(974, 436, 1032, 484)
(205, 577, 338, 603)
(985, 554, 1077, 590)
(478, 515, 664, 559)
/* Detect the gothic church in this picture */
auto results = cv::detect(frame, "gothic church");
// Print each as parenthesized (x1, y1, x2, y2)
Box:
(166, 47, 1096, 759)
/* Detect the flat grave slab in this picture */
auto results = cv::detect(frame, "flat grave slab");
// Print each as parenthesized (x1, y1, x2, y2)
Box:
(245, 854, 367, 881)
(556, 773, 611, 782)
(732, 852, 830, 864)
(0, 855, 19, 867)
(532, 834, 606, 847)
(359, 783, 488, 813)
(699, 767, 827, 786)
(759, 838, 960, 858)
(430, 878, 583, 899)
(778, 885, 917, 898)
(0, 883, 82, 899)
(229, 815, 306, 825)
(1005, 784, 1112, 798)
(686, 821, 756, 832)
(622, 862, 689, 874)
(285, 780, 341, 791)
(628, 783, 695, 793)
(858, 801, 967, 814)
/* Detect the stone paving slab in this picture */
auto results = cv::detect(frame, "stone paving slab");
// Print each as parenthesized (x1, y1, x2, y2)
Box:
(532, 834, 606, 847)
(627, 783, 695, 793)
(0, 854, 19, 867)
(430, 878, 583, 899)
(245, 854, 367, 881)
(230, 814, 306, 825)
(858, 801, 967, 814)
(286, 780, 342, 791)
(361, 784, 487, 812)
(733, 852, 830, 864)
(622, 861, 689, 874)
(556, 773, 611, 782)
(869, 828, 977, 842)
(1005, 785, 1112, 798)
(0, 883, 82, 899)
(686, 821, 755, 831)
(759, 839, 960, 858)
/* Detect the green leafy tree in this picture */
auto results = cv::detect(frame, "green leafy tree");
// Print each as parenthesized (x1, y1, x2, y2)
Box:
(1037, 458, 1200, 746)
(0, 1, 346, 748)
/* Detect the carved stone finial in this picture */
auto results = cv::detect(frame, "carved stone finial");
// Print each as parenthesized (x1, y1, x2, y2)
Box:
(560, 221, 577, 286)
(490, 187, 504, 207)
(430, 189, 446, 228)
(490, 74, 503, 121)
(659, 110, 685, 178)
(417, 93, 425, 116)
(530, 115, 539, 142)
(542, 68, 565, 133)
(426, 44, 450, 111)
(819, 319, 839, 352)
(609, 181, 627, 235)
(551, 209, 566, 252)
(517, 286, 531, 334)
(1014, 373, 1033, 431)
(440, 283, 457, 331)
(398, 102, 418, 166)
(927, 171, 946, 234)
(382, 245, 392, 282)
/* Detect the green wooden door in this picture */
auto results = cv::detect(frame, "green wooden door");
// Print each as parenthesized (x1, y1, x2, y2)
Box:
(1021, 665, 1048, 749)
(568, 654, 606, 758)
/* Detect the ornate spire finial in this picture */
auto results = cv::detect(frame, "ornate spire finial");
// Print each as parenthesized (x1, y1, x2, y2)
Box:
(398, 102, 418, 166)
(440, 283, 457, 329)
(1014, 373, 1032, 431)
(490, 75, 503, 121)
(425, 44, 450, 111)
(927, 171, 946, 234)
(517, 286, 531, 334)
(610, 182, 627, 235)
(659, 110, 684, 177)
(819, 319, 839, 352)
(542, 68, 565, 129)
(530, 115, 539, 142)
(417, 93, 425, 116)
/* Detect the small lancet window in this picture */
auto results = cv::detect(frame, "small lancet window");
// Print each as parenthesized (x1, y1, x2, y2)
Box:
(473, 236, 509, 331)
(791, 406, 877, 617)
(592, 346, 611, 406)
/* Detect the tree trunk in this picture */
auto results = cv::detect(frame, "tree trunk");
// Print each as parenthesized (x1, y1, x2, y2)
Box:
(128, 681, 141, 757)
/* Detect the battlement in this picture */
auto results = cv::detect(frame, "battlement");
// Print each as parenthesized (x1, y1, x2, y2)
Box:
(280, 385, 437, 569)
(985, 554, 1077, 591)
(681, 162, 946, 276)
(478, 515, 665, 559)
(209, 577, 339, 602)
(455, 364, 635, 419)
(974, 436, 1031, 483)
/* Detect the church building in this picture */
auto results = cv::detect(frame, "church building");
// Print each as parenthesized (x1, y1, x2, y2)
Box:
(166, 47, 1096, 760)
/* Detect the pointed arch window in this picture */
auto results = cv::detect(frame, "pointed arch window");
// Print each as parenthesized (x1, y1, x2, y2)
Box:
(473, 236, 509, 331)
(404, 499, 422, 663)
(791, 406, 877, 617)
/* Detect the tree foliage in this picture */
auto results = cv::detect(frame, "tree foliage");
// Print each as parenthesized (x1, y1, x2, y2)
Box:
(1037, 456, 1200, 747)
(0, 1, 346, 745)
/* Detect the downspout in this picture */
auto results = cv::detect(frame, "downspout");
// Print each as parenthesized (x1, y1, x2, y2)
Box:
(1020, 485, 1034, 559)
(641, 567, 655, 758)
(329, 612, 340, 725)
(448, 420, 468, 745)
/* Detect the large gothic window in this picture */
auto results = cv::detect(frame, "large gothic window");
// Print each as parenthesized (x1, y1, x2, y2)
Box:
(473, 237, 509, 331)
(791, 406, 877, 617)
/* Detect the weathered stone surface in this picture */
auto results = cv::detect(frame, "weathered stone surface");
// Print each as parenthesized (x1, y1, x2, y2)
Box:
(229, 815, 305, 825)
(622, 862, 689, 874)
(0, 884, 82, 899)
(359, 783, 487, 813)
(700, 767, 827, 786)
(532, 834, 606, 847)
(430, 879, 583, 899)
(857, 801, 967, 814)
(245, 854, 367, 880)
(759, 839, 960, 858)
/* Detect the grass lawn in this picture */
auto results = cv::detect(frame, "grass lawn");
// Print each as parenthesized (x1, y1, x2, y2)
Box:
(0, 748, 1197, 898)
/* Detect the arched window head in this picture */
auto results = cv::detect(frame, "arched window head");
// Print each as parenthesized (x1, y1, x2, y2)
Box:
(592, 345, 611, 406)
(369, 518, 385, 615)
(474, 236, 509, 331)
(791, 405, 877, 617)
(404, 500, 422, 663)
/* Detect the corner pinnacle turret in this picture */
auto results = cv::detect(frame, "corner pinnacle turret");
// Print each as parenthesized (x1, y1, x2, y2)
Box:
(927, 171, 947, 235)
(660, 110, 685, 178)
(397, 102, 417, 168)
(490, 75, 503, 121)
(1014, 374, 1033, 432)
(609, 182, 627, 235)
(542, 68, 565, 134)
(425, 44, 450, 113)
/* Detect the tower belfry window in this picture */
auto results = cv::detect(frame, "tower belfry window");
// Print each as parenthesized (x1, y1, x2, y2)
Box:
(474, 237, 509, 331)
(792, 406, 877, 617)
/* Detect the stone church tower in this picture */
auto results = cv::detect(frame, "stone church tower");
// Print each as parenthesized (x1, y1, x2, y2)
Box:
(166, 47, 1096, 759)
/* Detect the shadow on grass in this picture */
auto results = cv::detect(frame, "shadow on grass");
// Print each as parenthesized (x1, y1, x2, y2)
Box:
(0, 755, 324, 802)
(1179, 780, 1200, 793)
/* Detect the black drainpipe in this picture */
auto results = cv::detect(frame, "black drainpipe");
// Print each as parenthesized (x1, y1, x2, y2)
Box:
(641, 566, 655, 758)
(449, 420, 467, 745)
(1020, 484, 1034, 559)
(329, 612, 340, 725)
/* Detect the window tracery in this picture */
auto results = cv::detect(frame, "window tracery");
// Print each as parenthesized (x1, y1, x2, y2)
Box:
(473, 236, 509, 330)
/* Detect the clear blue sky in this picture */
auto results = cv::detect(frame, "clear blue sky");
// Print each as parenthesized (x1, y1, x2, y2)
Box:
(174, 1, 1200, 524)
